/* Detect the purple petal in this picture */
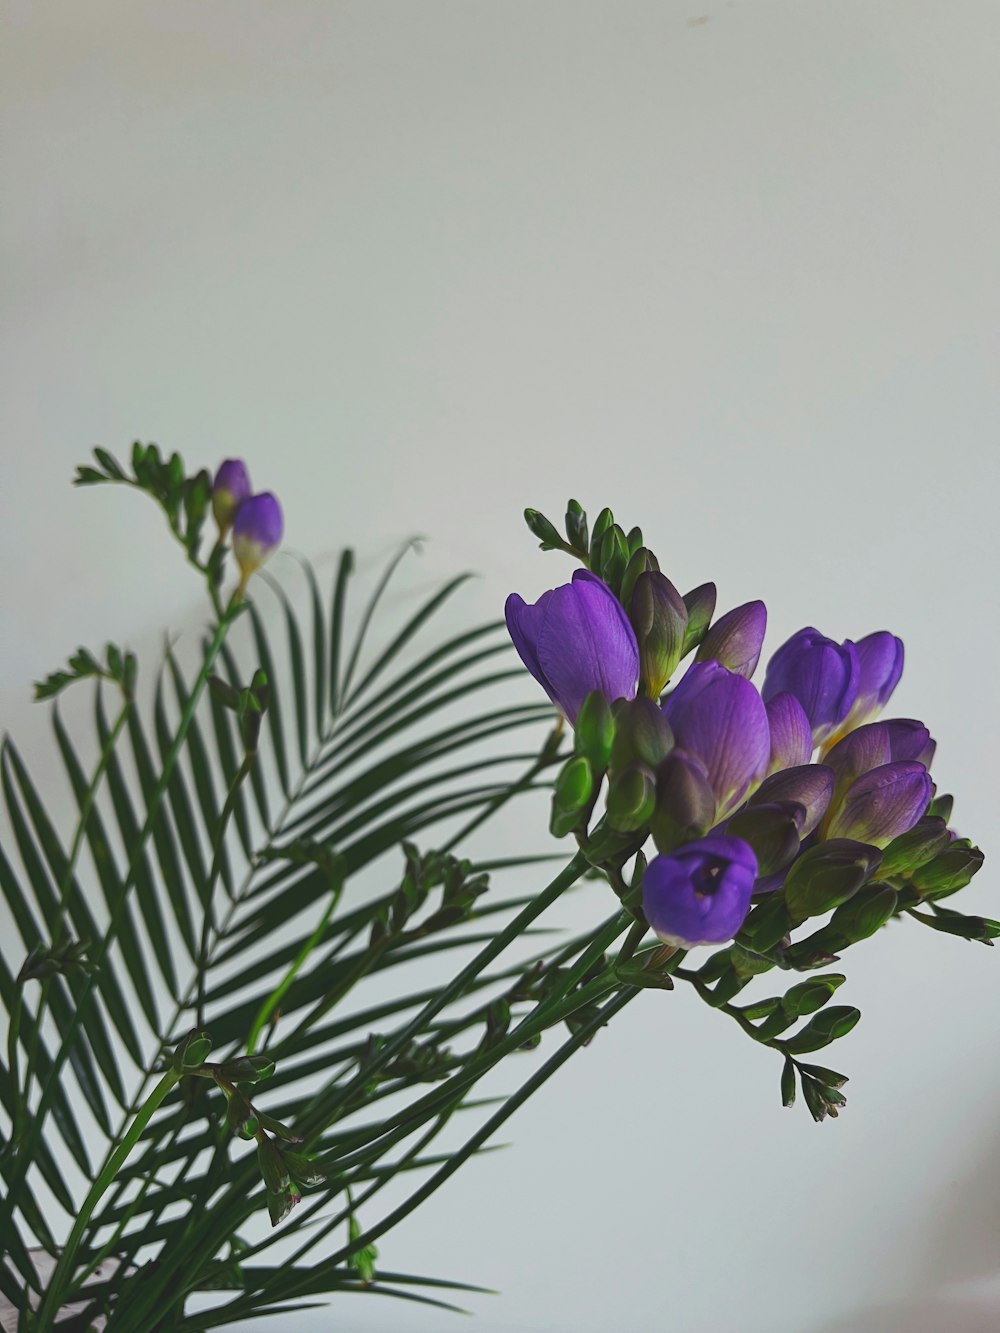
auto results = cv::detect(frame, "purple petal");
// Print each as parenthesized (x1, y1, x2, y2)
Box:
(826, 761, 934, 847)
(750, 763, 834, 838)
(762, 628, 860, 743)
(506, 571, 639, 724)
(765, 692, 814, 774)
(662, 662, 770, 820)
(642, 835, 758, 948)
(848, 632, 904, 725)
(696, 600, 767, 679)
(883, 718, 935, 768)
(824, 723, 892, 785)
(212, 458, 252, 530)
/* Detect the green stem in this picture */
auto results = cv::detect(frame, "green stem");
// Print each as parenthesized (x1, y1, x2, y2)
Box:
(33, 1069, 181, 1330)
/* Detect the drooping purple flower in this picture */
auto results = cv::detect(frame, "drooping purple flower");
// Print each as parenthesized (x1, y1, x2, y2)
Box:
(212, 458, 252, 532)
(839, 632, 904, 732)
(765, 692, 814, 774)
(505, 570, 640, 725)
(762, 628, 860, 745)
(642, 834, 758, 948)
(750, 763, 835, 839)
(232, 492, 284, 582)
(696, 600, 767, 679)
(662, 661, 770, 821)
(825, 761, 934, 847)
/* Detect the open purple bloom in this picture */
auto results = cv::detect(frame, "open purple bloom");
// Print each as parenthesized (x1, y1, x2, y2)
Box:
(840, 632, 904, 732)
(505, 570, 639, 725)
(696, 600, 767, 679)
(662, 661, 770, 821)
(825, 761, 934, 847)
(642, 834, 758, 948)
(765, 692, 814, 774)
(233, 492, 283, 581)
(212, 458, 252, 532)
(762, 628, 859, 745)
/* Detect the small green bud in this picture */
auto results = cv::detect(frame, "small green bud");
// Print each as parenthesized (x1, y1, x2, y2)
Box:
(597, 524, 629, 594)
(589, 507, 615, 555)
(783, 839, 882, 921)
(781, 974, 845, 1018)
(630, 572, 689, 697)
(574, 691, 616, 772)
(781, 1058, 797, 1108)
(524, 508, 564, 549)
(680, 582, 717, 656)
(927, 793, 954, 823)
(828, 882, 898, 942)
(910, 840, 985, 899)
(737, 895, 792, 954)
(650, 750, 714, 853)
(879, 816, 950, 877)
(780, 1005, 861, 1055)
(550, 755, 595, 837)
(605, 762, 656, 832)
(564, 499, 589, 552)
(175, 1029, 213, 1071)
(619, 545, 658, 611)
(609, 697, 674, 773)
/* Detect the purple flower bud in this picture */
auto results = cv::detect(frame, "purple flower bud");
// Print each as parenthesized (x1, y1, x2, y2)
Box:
(841, 632, 904, 730)
(765, 692, 814, 775)
(212, 458, 252, 532)
(750, 763, 834, 839)
(232, 492, 284, 581)
(824, 723, 892, 786)
(662, 661, 770, 821)
(642, 834, 758, 948)
(762, 628, 860, 745)
(696, 600, 767, 679)
(825, 761, 934, 847)
(505, 570, 639, 725)
(883, 718, 935, 768)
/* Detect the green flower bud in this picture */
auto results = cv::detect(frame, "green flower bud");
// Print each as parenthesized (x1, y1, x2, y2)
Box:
(550, 755, 594, 838)
(574, 691, 616, 772)
(174, 1029, 213, 1071)
(680, 582, 717, 656)
(879, 816, 951, 877)
(564, 499, 589, 552)
(780, 1004, 861, 1055)
(630, 572, 689, 697)
(605, 762, 656, 832)
(609, 697, 674, 773)
(650, 749, 715, 853)
(783, 839, 882, 921)
(910, 840, 985, 899)
(726, 800, 803, 877)
(523, 507, 564, 549)
(827, 882, 898, 942)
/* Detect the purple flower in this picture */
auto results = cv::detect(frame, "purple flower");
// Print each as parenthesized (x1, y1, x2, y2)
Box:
(840, 632, 904, 731)
(765, 692, 814, 774)
(233, 492, 284, 582)
(750, 763, 835, 839)
(662, 661, 770, 821)
(762, 628, 860, 745)
(825, 761, 934, 847)
(212, 458, 252, 532)
(884, 718, 936, 768)
(505, 570, 640, 725)
(696, 600, 767, 679)
(642, 835, 758, 948)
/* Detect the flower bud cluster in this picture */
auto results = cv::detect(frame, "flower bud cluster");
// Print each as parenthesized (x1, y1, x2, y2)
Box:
(212, 457, 284, 589)
(507, 499, 984, 954)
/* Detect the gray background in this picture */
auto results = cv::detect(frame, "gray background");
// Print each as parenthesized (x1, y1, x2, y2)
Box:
(3, 3, 1000, 1330)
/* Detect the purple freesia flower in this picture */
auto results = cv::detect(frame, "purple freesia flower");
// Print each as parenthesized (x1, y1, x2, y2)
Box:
(642, 834, 758, 948)
(762, 628, 860, 745)
(839, 632, 904, 732)
(233, 492, 284, 581)
(662, 661, 770, 821)
(884, 718, 936, 768)
(696, 600, 767, 679)
(765, 692, 814, 774)
(212, 458, 252, 532)
(825, 761, 933, 847)
(505, 570, 640, 725)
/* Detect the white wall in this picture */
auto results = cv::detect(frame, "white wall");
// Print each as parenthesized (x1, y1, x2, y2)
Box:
(3, 3, 999, 1330)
